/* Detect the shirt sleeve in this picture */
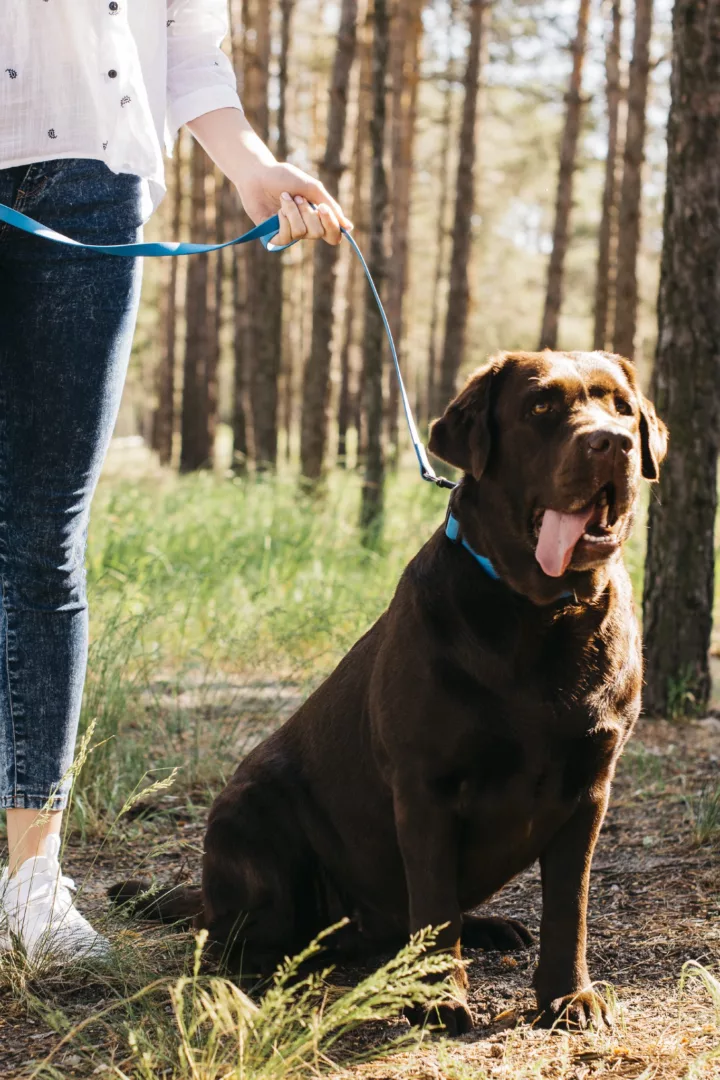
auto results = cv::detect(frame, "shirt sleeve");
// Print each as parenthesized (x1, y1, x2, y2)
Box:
(166, 0, 242, 138)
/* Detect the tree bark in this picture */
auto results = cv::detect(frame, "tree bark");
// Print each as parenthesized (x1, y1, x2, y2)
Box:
(613, 0, 653, 360)
(180, 140, 212, 472)
(642, 0, 720, 716)
(152, 137, 183, 465)
(435, 0, 488, 415)
(354, 6, 377, 465)
(537, 0, 591, 352)
(232, 249, 251, 472)
(207, 173, 230, 464)
(277, 0, 295, 163)
(425, 0, 457, 425)
(338, 34, 369, 469)
(592, 0, 623, 352)
(385, 0, 423, 463)
(244, 0, 283, 470)
(360, 0, 390, 536)
(300, 0, 359, 481)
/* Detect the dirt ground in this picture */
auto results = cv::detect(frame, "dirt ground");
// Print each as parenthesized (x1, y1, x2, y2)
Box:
(0, 714, 718, 1079)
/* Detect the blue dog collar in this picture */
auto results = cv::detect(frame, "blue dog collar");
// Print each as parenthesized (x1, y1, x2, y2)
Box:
(445, 512, 502, 581)
(445, 510, 574, 600)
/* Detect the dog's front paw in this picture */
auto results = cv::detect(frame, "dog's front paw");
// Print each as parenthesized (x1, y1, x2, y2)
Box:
(461, 914, 534, 952)
(536, 988, 611, 1031)
(404, 1000, 474, 1036)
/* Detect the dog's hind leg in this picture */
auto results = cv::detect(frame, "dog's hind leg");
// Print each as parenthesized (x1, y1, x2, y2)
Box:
(461, 912, 534, 951)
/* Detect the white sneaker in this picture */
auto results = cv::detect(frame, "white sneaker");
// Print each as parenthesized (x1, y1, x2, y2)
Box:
(0, 835, 109, 962)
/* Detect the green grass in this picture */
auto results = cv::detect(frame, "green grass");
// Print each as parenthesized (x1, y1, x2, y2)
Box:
(71, 460, 450, 829)
(70, 456, 649, 831)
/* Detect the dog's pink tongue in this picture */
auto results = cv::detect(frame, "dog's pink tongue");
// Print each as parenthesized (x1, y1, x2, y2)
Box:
(535, 507, 594, 578)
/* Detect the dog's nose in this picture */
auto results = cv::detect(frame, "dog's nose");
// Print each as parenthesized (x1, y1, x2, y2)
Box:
(586, 429, 633, 456)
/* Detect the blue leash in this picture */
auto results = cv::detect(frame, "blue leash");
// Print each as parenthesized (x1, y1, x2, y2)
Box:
(0, 200, 456, 493)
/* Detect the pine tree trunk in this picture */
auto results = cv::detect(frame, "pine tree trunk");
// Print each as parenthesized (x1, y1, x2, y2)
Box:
(153, 138, 183, 465)
(336, 254, 357, 467)
(537, 0, 591, 351)
(592, 0, 623, 352)
(641, 0, 720, 717)
(229, 0, 250, 473)
(277, 0, 295, 163)
(425, 0, 457, 426)
(244, 0, 283, 470)
(208, 173, 230, 464)
(232, 250, 250, 473)
(180, 140, 211, 472)
(337, 31, 369, 471)
(612, 0, 653, 360)
(360, 0, 390, 536)
(300, 0, 359, 481)
(385, 0, 423, 464)
(435, 0, 488, 415)
(354, 7, 377, 464)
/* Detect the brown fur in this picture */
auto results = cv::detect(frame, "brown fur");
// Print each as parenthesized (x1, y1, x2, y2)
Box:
(113, 350, 667, 1034)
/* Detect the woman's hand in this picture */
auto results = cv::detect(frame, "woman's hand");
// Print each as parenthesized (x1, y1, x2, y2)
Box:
(187, 109, 352, 246)
(237, 161, 351, 247)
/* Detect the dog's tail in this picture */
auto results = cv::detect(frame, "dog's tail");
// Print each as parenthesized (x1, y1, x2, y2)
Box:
(107, 879, 204, 927)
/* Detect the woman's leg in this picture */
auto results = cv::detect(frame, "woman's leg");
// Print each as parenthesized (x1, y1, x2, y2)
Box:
(0, 159, 143, 878)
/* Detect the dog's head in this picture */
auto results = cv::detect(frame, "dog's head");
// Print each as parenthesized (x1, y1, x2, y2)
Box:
(429, 350, 667, 600)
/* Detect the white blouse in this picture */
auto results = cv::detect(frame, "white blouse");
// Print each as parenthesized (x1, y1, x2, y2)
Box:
(0, 0, 243, 210)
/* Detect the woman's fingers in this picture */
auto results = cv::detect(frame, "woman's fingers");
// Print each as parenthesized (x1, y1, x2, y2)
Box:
(279, 191, 308, 240)
(317, 202, 342, 245)
(274, 201, 293, 247)
(276, 193, 343, 246)
(301, 179, 353, 231)
(294, 196, 325, 240)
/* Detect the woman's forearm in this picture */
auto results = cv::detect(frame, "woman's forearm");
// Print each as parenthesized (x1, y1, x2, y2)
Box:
(187, 108, 276, 187)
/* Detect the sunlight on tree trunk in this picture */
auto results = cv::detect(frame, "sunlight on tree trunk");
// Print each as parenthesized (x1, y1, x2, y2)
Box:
(642, 0, 720, 716)
(385, 0, 423, 465)
(538, 0, 591, 352)
(613, 0, 653, 361)
(245, 0, 283, 471)
(300, 0, 359, 482)
(360, 0, 390, 538)
(593, 0, 624, 353)
(152, 136, 184, 466)
(425, 0, 458, 428)
(180, 141, 212, 473)
(435, 0, 488, 416)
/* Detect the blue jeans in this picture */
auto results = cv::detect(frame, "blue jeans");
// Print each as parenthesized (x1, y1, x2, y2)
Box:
(0, 158, 143, 811)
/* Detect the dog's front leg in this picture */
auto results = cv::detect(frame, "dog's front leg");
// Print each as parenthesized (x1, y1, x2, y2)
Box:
(534, 790, 611, 1029)
(393, 780, 472, 1035)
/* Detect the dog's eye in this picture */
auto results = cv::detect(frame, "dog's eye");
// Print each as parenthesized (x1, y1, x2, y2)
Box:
(531, 401, 552, 416)
(614, 396, 633, 415)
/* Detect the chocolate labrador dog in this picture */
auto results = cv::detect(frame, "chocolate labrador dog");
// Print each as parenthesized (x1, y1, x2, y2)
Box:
(114, 350, 667, 1034)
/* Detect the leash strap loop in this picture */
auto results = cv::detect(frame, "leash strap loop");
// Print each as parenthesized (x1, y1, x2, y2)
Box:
(0, 200, 455, 489)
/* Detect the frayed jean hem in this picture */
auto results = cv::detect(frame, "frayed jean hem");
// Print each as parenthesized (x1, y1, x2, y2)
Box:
(0, 793, 68, 811)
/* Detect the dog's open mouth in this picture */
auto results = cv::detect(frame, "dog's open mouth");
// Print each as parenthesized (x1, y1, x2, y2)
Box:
(532, 484, 619, 578)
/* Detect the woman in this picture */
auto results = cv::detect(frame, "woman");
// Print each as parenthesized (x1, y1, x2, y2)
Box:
(0, 0, 350, 961)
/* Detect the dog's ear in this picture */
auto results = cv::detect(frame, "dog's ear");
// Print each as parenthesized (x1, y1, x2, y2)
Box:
(428, 359, 503, 480)
(637, 396, 668, 481)
(614, 356, 668, 481)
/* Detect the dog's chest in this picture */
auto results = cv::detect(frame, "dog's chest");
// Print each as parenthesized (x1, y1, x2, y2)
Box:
(438, 616, 639, 826)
